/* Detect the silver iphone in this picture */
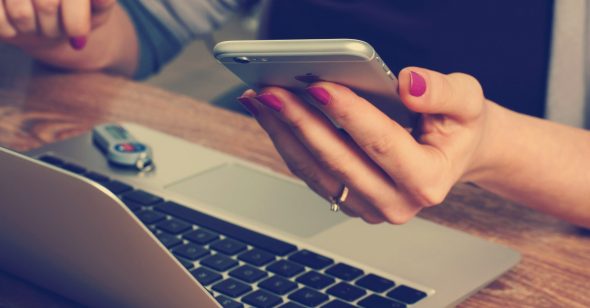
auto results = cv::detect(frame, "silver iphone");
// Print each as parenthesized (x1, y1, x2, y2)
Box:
(214, 39, 414, 126)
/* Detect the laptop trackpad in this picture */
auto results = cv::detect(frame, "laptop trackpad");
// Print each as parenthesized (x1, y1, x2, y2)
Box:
(165, 164, 348, 238)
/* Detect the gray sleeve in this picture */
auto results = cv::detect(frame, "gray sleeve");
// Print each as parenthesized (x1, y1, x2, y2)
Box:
(137, 0, 246, 45)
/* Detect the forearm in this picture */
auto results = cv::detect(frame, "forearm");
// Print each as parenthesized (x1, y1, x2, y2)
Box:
(470, 101, 590, 227)
(19, 4, 138, 77)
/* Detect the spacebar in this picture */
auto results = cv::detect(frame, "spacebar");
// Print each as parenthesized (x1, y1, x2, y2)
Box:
(155, 201, 297, 256)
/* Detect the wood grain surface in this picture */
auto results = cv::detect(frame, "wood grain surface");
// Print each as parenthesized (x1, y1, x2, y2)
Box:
(0, 72, 588, 307)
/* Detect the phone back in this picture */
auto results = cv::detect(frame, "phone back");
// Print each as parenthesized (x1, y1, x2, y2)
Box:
(214, 39, 414, 126)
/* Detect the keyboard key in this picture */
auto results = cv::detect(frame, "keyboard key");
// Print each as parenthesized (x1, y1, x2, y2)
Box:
(173, 243, 210, 261)
(212, 278, 252, 298)
(122, 190, 163, 205)
(191, 267, 223, 286)
(61, 162, 86, 174)
(155, 232, 182, 249)
(184, 228, 219, 245)
(325, 263, 363, 281)
(84, 171, 109, 183)
(386, 285, 427, 304)
(243, 289, 283, 308)
(267, 260, 305, 278)
(278, 303, 306, 308)
(156, 201, 297, 255)
(358, 294, 405, 308)
(259, 276, 298, 295)
(326, 282, 366, 302)
(210, 238, 248, 255)
(321, 300, 357, 308)
(176, 257, 194, 270)
(216, 295, 244, 308)
(156, 218, 192, 234)
(38, 155, 64, 167)
(288, 287, 329, 307)
(289, 250, 334, 270)
(101, 180, 133, 195)
(229, 265, 267, 283)
(135, 209, 166, 224)
(238, 249, 276, 266)
(124, 201, 143, 212)
(355, 274, 395, 293)
(296, 271, 334, 290)
(201, 254, 239, 272)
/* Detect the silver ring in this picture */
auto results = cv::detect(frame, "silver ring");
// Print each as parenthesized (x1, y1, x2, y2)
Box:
(329, 184, 349, 212)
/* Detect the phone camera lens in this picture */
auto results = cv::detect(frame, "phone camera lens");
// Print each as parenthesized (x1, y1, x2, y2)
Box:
(233, 56, 250, 64)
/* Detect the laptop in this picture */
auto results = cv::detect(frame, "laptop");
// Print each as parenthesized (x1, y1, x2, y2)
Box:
(0, 122, 520, 307)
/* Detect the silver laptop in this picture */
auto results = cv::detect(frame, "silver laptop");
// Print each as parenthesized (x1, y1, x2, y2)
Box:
(0, 122, 519, 307)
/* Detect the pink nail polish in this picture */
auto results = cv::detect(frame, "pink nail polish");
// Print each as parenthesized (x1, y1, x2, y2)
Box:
(409, 71, 427, 97)
(69, 36, 87, 50)
(306, 87, 331, 105)
(255, 93, 283, 112)
(237, 96, 259, 116)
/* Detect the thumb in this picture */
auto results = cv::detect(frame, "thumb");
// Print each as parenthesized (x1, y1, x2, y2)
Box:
(398, 67, 484, 122)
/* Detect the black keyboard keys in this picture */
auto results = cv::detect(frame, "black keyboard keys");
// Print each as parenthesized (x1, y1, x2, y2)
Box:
(356, 274, 395, 293)
(289, 250, 333, 270)
(101, 180, 132, 194)
(184, 228, 219, 245)
(288, 287, 329, 307)
(122, 190, 163, 205)
(201, 254, 238, 272)
(156, 218, 192, 234)
(259, 276, 298, 295)
(326, 282, 366, 301)
(296, 271, 334, 290)
(84, 171, 109, 183)
(172, 243, 210, 261)
(325, 263, 363, 281)
(321, 300, 357, 308)
(176, 257, 194, 270)
(238, 249, 275, 266)
(267, 260, 304, 278)
(358, 294, 405, 308)
(229, 265, 267, 283)
(191, 267, 223, 286)
(210, 238, 247, 255)
(135, 209, 166, 224)
(61, 162, 86, 174)
(38, 155, 64, 167)
(242, 289, 283, 308)
(212, 278, 252, 298)
(155, 232, 182, 249)
(386, 285, 427, 304)
(216, 295, 244, 308)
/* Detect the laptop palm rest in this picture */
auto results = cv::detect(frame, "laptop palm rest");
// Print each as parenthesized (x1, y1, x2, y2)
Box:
(165, 163, 348, 238)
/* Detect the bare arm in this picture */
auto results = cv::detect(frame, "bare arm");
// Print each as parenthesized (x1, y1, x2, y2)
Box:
(471, 103, 590, 227)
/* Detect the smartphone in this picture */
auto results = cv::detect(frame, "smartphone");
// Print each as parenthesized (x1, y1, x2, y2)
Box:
(213, 39, 414, 126)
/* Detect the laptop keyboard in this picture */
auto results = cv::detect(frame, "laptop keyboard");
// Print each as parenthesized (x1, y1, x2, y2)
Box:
(38, 154, 429, 308)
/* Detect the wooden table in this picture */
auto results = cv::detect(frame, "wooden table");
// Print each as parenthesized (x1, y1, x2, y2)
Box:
(0, 73, 588, 307)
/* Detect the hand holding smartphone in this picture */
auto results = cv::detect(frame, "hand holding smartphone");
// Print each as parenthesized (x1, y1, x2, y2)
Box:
(214, 39, 414, 126)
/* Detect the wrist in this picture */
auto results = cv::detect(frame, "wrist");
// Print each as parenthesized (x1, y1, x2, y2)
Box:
(461, 100, 513, 184)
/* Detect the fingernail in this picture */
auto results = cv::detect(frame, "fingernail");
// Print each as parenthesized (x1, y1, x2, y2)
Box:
(306, 87, 331, 105)
(409, 71, 426, 97)
(236, 96, 258, 116)
(69, 36, 87, 50)
(255, 93, 283, 112)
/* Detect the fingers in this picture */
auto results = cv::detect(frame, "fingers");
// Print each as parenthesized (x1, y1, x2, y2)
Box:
(250, 87, 422, 224)
(33, 0, 61, 38)
(398, 67, 484, 122)
(0, 3, 17, 38)
(237, 91, 386, 224)
(4, 0, 37, 35)
(61, 0, 91, 47)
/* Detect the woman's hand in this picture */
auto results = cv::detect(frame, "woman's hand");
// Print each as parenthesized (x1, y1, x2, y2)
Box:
(238, 67, 493, 224)
(0, 0, 116, 50)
